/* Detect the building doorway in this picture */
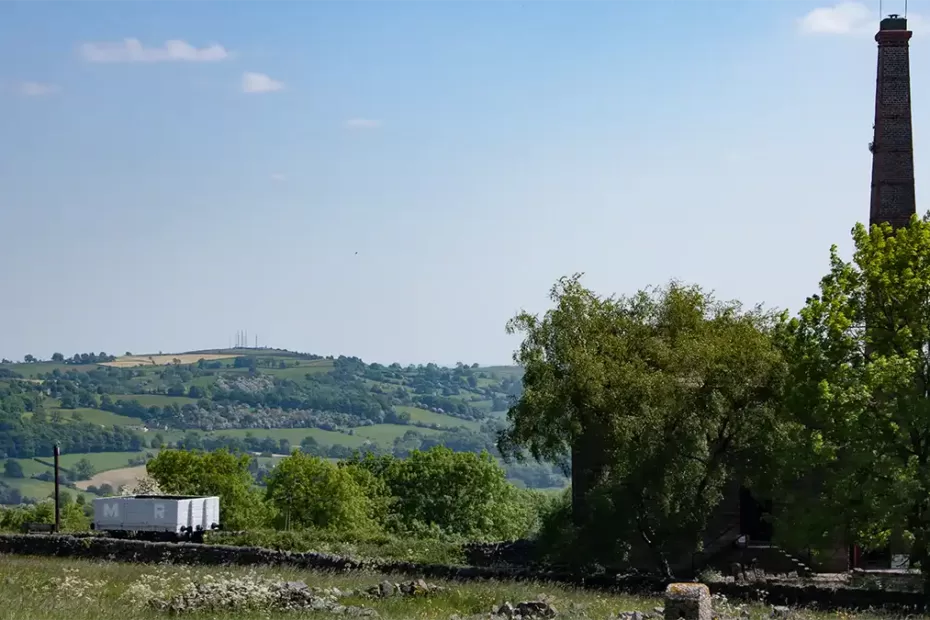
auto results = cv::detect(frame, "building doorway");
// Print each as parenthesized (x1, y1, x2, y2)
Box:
(739, 486, 773, 543)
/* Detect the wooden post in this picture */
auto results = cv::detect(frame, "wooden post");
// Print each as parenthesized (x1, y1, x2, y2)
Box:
(53, 443, 61, 533)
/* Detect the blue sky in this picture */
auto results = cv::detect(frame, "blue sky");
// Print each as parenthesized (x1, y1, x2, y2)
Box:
(0, 0, 926, 366)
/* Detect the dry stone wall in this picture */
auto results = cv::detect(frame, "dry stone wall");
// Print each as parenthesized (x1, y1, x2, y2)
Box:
(0, 534, 925, 611)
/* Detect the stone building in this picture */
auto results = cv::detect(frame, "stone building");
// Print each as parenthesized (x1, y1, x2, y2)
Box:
(703, 14, 919, 576)
(572, 14, 919, 577)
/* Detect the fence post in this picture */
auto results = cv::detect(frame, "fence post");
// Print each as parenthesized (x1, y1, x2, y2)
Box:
(53, 443, 61, 533)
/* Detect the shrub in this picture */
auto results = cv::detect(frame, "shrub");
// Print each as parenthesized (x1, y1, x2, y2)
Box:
(264, 452, 375, 533)
(146, 449, 271, 529)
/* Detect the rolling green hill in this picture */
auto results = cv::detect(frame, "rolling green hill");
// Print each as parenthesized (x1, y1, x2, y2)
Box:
(0, 347, 566, 503)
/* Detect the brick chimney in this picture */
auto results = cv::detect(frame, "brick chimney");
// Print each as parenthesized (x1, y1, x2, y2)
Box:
(869, 14, 917, 229)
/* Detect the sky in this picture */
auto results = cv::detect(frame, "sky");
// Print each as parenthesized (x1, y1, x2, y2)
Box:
(0, 0, 927, 367)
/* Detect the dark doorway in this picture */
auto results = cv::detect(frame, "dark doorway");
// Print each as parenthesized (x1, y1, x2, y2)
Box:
(857, 544, 892, 569)
(739, 486, 773, 542)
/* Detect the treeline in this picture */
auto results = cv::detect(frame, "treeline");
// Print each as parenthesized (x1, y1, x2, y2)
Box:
(41, 365, 395, 423)
(0, 410, 143, 459)
(170, 424, 564, 490)
(142, 446, 547, 542)
(212, 373, 391, 421)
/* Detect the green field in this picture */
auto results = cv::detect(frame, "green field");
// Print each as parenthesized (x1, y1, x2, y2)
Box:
(5, 451, 148, 480)
(396, 406, 481, 430)
(0, 362, 97, 379)
(262, 359, 335, 379)
(0, 476, 95, 503)
(353, 423, 442, 443)
(5, 458, 54, 478)
(478, 365, 524, 379)
(55, 408, 146, 427)
(56, 451, 147, 472)
(212, 427, 371, 448)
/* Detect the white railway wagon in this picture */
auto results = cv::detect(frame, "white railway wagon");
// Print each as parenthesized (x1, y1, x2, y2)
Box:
(92, 495, 220, 542)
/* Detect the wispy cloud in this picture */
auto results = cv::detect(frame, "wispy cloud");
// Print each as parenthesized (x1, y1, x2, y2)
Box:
(270, 173, 286, 182)
(242, 72, 284, 94)
(799, 2, 926, 35)
(16, 82, 60, 96)
(345, 118, 382, 130)
(80, 39, 229, 63)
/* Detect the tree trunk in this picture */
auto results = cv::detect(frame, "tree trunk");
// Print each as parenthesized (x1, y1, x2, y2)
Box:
(638, 517, 675, 580)
(571, 426, 606, 527)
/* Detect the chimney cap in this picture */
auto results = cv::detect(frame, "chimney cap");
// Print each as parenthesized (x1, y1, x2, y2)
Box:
(880, 14, 908, 30)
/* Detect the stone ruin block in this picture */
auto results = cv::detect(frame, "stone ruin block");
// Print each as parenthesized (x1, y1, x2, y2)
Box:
(664, 583, 711, 620)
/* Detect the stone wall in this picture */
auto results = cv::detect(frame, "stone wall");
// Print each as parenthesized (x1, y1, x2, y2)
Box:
(0, 534, 925, 611)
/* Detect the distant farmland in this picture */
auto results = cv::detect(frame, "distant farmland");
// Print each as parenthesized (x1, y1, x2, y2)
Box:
(101, 354, 238, 368)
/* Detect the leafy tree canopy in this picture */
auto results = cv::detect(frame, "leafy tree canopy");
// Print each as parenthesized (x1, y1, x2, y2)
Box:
(500, 274, 787, 575)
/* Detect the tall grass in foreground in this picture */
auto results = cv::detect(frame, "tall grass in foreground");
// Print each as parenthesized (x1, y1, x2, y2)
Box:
(0, 555, 923, 620)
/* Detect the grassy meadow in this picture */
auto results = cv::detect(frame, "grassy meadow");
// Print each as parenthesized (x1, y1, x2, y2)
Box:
(0, 555, 650, 620)
(0, 555, 916, 620)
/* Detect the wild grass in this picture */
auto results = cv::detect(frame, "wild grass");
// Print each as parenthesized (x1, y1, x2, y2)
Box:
(0, 554, 657, 620)
(0, 555, 918, 620)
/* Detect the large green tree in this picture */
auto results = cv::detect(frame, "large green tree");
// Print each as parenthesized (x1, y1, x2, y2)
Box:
(146, 449, 270, 529)
(776, 215, 930, 586)
(264, 452, 374, 532)
(500, 275, 787, 576)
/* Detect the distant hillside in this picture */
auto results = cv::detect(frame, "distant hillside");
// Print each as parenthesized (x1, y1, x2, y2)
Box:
(0, 348, 560, 504)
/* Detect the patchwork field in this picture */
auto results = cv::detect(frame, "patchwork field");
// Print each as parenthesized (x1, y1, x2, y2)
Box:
(2, 349, 528, 502)
(74, 465, 149, 492)
(101, 354, 238, 368)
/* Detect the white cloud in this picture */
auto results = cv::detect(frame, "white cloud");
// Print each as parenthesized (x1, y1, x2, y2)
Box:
(799, 2, 926, 35)
(270, 173, 286, 182)
(799, 2, 871, 34)
(80, 39, 229, 63)
(16, 82, 59, 96)
(242, 72, 284, 94)
(345, 118, 382, 129)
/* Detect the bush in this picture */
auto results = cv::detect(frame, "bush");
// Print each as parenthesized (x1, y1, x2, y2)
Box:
(3, 459, 23, 478)
(146, 449, 272, 529)
(264, 452, 375, 533)
(380, 447, 538, 541)
(0, 497, 89, 532)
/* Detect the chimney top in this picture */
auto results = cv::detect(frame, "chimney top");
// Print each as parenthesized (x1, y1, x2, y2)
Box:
(880, 14, 908, 31)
